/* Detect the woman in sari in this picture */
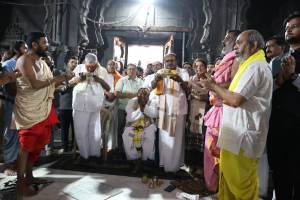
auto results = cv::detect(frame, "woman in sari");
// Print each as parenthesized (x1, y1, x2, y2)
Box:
(186, 58, 208, 165)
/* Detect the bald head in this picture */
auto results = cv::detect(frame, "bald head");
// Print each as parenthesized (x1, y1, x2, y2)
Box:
(234, 30, 265, 62)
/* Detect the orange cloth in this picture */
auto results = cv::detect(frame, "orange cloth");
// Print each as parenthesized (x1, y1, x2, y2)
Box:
(18, 105, 58, 163)
(155, 69, 177, 95)
(112, 71, 122, 87)
(154, 79, 175, 95)
(155, 80, 163, 95)
(154, 69, 177, 95)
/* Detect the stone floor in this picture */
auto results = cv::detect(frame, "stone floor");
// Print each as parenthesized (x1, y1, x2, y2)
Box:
(0, 162, 217, 200)
(0, 164, 193, 200)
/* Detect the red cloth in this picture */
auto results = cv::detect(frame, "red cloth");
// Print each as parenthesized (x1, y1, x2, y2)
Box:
(18, 105, 58, 163)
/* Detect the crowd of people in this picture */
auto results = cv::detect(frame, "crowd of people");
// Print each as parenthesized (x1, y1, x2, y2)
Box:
(0, 11, 299, 200)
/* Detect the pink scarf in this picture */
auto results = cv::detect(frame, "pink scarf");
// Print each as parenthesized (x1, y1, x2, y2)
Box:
(213, 51, 236, 84)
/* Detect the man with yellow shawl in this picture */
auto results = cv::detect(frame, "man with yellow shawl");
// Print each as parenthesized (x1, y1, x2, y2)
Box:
(122, 88, 158, 161)
(200, 30, 273, 199)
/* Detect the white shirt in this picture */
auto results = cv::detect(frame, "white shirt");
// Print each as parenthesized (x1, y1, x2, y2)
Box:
(164, 67, 189, 115)
(73, 64, 110, 85)
(143, 73, 156, 89)
(218, 60, 273, 158)
(106, 73, 115, 91)
(125, 92, 159, 122)
(72, 64, 108, 112)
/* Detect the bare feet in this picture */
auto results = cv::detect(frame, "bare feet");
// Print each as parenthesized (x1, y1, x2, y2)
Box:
(26, 177, 53, 185)
(4, 163, 17, 176)
(17, 182, 38, 197)
(4, 168, 17, 176)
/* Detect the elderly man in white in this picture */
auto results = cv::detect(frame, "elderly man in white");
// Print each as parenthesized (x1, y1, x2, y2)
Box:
(200, 30, 273, 199)
(72, 53, 110, 159)
(122, 88, 158, 161)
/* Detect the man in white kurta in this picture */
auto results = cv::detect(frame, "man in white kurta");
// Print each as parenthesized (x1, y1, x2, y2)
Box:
(72, 53, 110, 159)
(200, 30, 273, 199)
(101, 60, 121, 154)
(151, 54, 189, 172)
(122, 89, 158, 160)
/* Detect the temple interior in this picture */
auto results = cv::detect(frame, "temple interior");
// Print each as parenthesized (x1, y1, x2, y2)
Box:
(0, 0, 300, 200)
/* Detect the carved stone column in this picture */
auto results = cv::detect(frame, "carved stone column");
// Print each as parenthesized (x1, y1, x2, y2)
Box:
(43, 0, 62, 46)
(78, 0, 93, 48)
(236, 0, 250, 30)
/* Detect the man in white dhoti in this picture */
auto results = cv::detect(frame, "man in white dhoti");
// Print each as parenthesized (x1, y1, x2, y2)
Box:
(151, 53, 189, 172)
(72, 53, 110, 159)
(101, 60, 122, 158)
(122, 88, 158, 161)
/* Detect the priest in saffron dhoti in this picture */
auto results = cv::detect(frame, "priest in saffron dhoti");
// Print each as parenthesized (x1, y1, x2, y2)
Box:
(122, 88, 158, 160)
(72, 53, 110, 159)
(200, 30, 272, 200)
(151, 53, 189, 172)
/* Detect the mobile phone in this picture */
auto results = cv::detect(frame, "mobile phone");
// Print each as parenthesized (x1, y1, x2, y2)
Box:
(164, 184, 176, 192)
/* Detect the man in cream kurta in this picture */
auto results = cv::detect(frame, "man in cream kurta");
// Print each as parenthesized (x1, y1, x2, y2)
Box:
(100, 60, 122, 154)
(72, 53, 110, 159)
(122, 89, 158, 160)
(200, 30, 273, 200)
(151, 53, 189, 172)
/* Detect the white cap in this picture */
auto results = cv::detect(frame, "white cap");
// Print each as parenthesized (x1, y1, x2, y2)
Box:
(85, 53, 98, 64)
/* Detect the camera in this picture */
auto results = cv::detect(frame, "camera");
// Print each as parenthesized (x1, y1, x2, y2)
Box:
(86, 72, 93, 82)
